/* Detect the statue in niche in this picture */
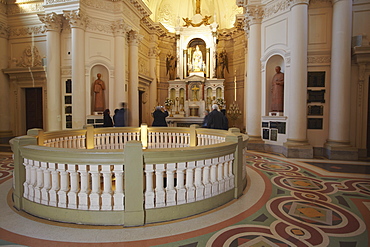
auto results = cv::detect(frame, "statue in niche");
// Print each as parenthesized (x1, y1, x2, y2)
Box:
(93, 73, 106, 112)
(166, 53, 176, 80)
(270, 66, 284, 112)
(192, 45, 204, 72)
(217, 49, 229, 78)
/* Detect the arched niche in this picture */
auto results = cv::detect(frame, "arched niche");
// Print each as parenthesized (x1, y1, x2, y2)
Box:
(265, 55, 285, 115)
(91, 65, 109, 115)
(186, 38, 207, 76)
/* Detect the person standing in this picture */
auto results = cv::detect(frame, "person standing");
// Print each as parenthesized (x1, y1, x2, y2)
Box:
(271, 66, 284, 112)
(93, 73, 106, 112)
(114, 102, 127, 127)
(202, 110, 209, 127)
(152, 106, 169, 127)
(103, 109, 113, 127)
(207, 104, 225, 129)
(221, 109, 228, 130)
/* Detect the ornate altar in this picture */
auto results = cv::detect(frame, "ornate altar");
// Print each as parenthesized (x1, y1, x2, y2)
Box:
(166, 0, 225, 127)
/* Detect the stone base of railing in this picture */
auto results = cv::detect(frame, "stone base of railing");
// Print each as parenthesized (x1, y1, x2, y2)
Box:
(18, 189, 235, 226)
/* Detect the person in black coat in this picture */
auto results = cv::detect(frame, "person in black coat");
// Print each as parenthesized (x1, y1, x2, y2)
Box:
(103, 109, 113, 127)
(152, 106, 169, 127)
(114, 102, 127, 127)
(207, 104, 225, 129)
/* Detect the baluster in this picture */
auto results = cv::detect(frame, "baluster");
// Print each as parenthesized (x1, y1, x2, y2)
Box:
(78, 165, 89, 210)
(195, 160, 204, 201)
(82, 135, 86, 148)
(155, 163, 166, 208)
(41, 162, 51, 205)
(227, 154, 235, 189)
(68, 136, 72, 148)
(242, 148, 247, 179)
(105, 133, 111, 149)
(48, 163, 59, 207)
(101, 133, 106, 149)
(218, 156, 225, 193)
(176, 133, 180, 148)
(22, 158, 31, 199)
(67, 164, 79, 209)
(34, 161, 43, 203)
(210, 158, 219, 196)
(28, 159, 37, 201)
(101, 165, 113, 210)
(148, 132, 153, 149)
(119, 133, 124, 149)
(144, 164, 155, 209)
(113, 165, 124, 210)
(57, 163, 69, 208)
(223, 155, 229, 190)
(72, 136, 77, 148)
(176, 162, 187, 204)
(160, 132, 165, 148)
(123, 132, 128, 143)
(166, 163, 177, 206)
(185, 161, 196, 203)
(128, 132, 132, 141)
(89, 165, 101, 210)
(77, 135, 82, 149)
(114, 133, 119, 149)
(155, 132, 160, 148)
(203, 159, 212, 198)
(180, 133, 185, 147)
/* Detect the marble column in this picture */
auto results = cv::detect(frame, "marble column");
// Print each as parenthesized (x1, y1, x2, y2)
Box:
(245, 6, 263, 143)
(112, 19, 130, 109)
(149, 35, 159, 110)
(283, 0, 313, 158)
(64, 10, 87, 129)
(38, 13, 62, 131)
(324, 0, 357, 160)
(128, 31, 143, 126)
(0, 21, 11, 136)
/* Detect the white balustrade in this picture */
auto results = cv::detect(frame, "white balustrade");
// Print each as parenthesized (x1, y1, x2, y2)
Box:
(41, 161, 51, 205)
(148, 131, 190, 149)
(78, 165, 89, 210)
(57, 163, 68, 208)
(67, 164, 79, 209)
(113, 165, 124, 210)
(203, 159, 212, 198)
(186, 161, 196, 203)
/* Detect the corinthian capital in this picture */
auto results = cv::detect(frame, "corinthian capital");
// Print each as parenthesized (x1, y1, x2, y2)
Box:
(111, 19, 131, 37)
(63, 9, 88, 30)
(246, 6, 264, 25)
(128, 30, 143, 46)
(38, 13, 62, 32)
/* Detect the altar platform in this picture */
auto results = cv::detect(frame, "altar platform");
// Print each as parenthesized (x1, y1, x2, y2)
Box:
(166, 116, 204, 127)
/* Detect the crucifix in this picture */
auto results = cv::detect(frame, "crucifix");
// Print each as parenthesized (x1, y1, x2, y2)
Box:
(196, 0, 201, 14)
(191, 84, 200, 101)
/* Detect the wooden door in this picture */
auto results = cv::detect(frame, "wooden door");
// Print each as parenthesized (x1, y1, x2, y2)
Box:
(25, 88, 43, 131)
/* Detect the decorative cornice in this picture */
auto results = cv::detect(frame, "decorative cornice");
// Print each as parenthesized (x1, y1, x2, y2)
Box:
(262, 0, 290, 19)
(129, 0, 151, 18)
(81, 0, 115, 12)
(44, 0, 75, 4)
(307, 55, 331, 64)
(112, 19, 131, 37)
(8, 25, 46, 38)
(38, 13, 63, 32)
(7, 2, 44, 15)
(309, 0, 332, 7)
(63, 9, 88, 30)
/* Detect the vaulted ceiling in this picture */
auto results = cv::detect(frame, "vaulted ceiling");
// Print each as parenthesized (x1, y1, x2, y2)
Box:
(142, 0, 244, 32)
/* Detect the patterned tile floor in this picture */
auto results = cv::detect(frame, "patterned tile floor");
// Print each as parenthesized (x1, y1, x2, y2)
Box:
(0, 151, 369, 247)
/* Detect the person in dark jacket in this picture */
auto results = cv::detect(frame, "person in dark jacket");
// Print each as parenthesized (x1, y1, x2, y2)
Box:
(207, 104, 224, 129)
(152, 106, 169, 127)
(202, 110, 209, 128)
(114, 102, 127, 127)
(103, 109, 113, 127)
